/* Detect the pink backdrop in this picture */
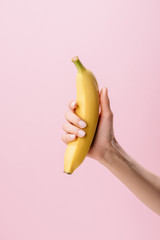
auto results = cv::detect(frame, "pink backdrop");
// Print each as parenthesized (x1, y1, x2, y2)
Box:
(0, 0, 160, 239)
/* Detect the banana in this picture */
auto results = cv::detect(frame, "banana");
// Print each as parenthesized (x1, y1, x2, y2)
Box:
(64, 56, 99, 174)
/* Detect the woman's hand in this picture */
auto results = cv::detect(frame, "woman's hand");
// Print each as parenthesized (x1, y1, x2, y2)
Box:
(62, 87, 117, 162)
(62, 87, 160, 215)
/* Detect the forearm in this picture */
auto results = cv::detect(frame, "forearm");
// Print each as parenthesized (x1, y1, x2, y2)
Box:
(99, 141, 160, 216)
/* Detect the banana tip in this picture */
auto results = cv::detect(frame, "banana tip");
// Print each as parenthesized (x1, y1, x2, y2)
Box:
(63, 171, 72, 175)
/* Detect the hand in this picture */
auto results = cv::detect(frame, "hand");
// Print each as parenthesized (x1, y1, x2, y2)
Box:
(62, 88, 160, 216)
(61, 87, 117, 162)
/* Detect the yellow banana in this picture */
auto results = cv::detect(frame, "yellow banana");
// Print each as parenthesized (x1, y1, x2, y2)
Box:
(64, 56, 99, 174)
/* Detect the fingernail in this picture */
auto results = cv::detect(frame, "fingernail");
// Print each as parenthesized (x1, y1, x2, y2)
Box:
(78, 130, 86, 137)
(79, 120, 87, 128)
(69, 134, 76, 139)
(71, 101, 76, 108)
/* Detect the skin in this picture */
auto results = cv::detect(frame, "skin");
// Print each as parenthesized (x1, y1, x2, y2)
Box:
(62, 87, 160, 216)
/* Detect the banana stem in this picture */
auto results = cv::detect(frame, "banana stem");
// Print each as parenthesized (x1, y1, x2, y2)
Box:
(71, 56, 86, 73)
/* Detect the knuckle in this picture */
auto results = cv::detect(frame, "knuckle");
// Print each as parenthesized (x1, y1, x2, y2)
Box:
(105, 111, 113, 120)
(61, 134, 69, 144)
(61, 134, 65, 142)
(110, 111, 113, 118)
(62, 122, 68, 130)
(68, 101, 72, 108)
(64, 111, 69, 119)
(65, 110, 72, 120)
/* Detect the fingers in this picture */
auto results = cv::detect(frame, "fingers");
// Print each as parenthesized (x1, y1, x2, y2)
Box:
(62, 121, 86, 144)
(68, 100, 78, 112)
(64, 108, 87, 129)
(61, 133, 77, 144)
(102, 87, 111, 110)
(100, 87, 113, 119)
(63, 122, 86, 137)
(62, 100, 87, 144)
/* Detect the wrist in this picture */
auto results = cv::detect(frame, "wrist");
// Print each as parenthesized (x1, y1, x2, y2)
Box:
(100, 138, 135, 171)
(99, 138, 123, 166)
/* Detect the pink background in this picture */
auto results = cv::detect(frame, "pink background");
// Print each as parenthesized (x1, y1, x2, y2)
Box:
(0, 0, 160, 239)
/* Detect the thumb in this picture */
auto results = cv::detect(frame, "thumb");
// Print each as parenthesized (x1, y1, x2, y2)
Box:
(100, 87, 112, 117)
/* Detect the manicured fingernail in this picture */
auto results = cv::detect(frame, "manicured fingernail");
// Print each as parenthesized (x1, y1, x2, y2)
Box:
(79, 120, 87, 128)
(78, 130, 86, 137)
(69, 134, 76, 139)
(71, 101, 76, 108)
